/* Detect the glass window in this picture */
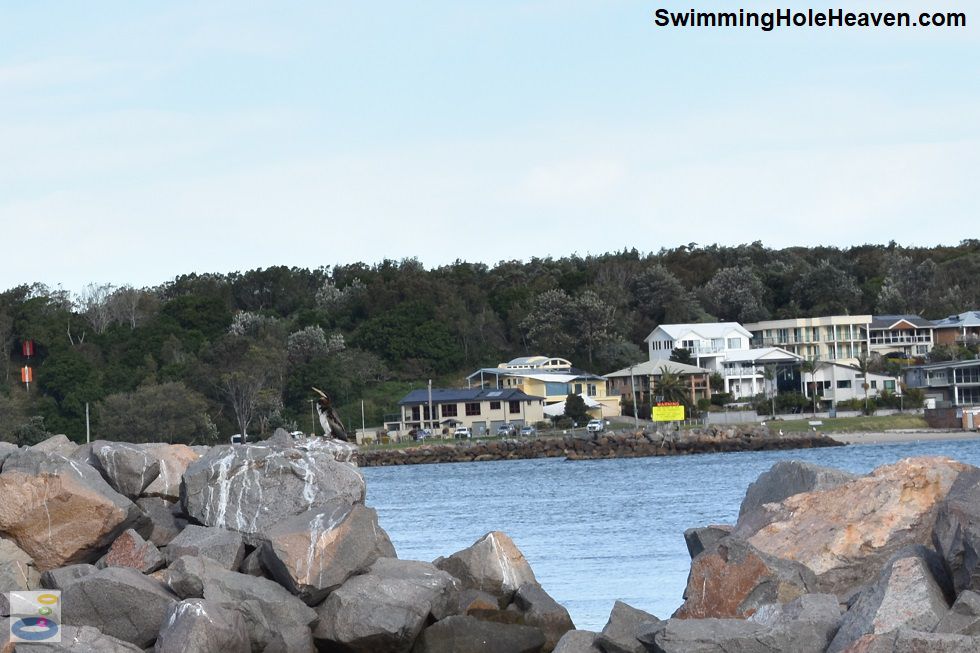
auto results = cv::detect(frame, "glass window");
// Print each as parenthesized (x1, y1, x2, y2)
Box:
(837, 380, 852, 389)
(727, 337, 740, 349)
(441, 404, 458, 417)
(508, 401, 520, 414)
(885, 380, 896, 390)
(465, 403, 481, 416)
(489, 401, 501, 410)
(545, 382, 569, 396)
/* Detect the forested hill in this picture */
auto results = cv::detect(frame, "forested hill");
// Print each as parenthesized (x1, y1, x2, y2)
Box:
(1, 241, 978, 444)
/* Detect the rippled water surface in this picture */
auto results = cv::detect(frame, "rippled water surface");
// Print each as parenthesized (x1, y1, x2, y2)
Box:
(363, 438, 980, 631)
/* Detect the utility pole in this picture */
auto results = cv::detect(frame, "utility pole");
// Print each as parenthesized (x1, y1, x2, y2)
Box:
(310, 399, 317, 435)
(361, 400, 366, 440)
(85, 402, 91, 444)
(630, 365, 639, 430)
(427, 379, 434, 434)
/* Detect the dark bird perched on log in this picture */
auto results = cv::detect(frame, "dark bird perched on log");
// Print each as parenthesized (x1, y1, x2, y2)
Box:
(312, 387, 349, 441)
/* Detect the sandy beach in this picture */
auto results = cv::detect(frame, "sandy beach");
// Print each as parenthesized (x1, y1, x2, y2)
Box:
(832, 430, 980, 445)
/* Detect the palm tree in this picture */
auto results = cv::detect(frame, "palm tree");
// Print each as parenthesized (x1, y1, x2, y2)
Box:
(762, 365, 777, 417)
(799, 358, 818, 417)
(654, 367, 690, 406)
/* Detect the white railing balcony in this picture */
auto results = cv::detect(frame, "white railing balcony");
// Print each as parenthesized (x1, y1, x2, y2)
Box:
(869, 335, 933, 345)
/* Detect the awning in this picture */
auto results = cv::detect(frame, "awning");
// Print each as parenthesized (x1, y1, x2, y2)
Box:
(543, 394, 602, 417)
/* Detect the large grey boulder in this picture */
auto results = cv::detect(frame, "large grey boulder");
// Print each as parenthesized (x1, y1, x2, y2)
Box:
(412, 615, 546, 653)
(933, 468, 980, 595)
(514, 582, 575, 652)
(62, 566, 178, 648)
(0, 537, 40, 589)
(595, 600, 663, 653)
(0, 449, 140, 570)
(0, 442, 18, 469)
(553, 630, 601, 653)
(747, 593, 843, 653)
(39, 564, 98, 590)
(261, 502, 395, 604)
(434, 531, 538, 604)
(737, 460, 857, 527)
(30, 434, 77, 457)
(683, 525, 732, 560)
(842, 629, 980, 652)
(935, 589, 980, 635)
(154, 599, 250, 653)
(651, 618, 773, 653)
(313, 558, 460, 652)
(828, 546, 952, 653)
(673, 536, 816, 619)
(90, 442, 160, 500)
(162, 555, 317, 651)
(180, 443, 365, 541)
(135, 497, 184, 547)
(164, 524, 245, 570)
(13, 624, 143, 652)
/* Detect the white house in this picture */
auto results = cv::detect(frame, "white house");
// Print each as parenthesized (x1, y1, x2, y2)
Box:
(803, 361, 900, 406)
(645, 323, 753, 372)
(721, 347, 803, 399)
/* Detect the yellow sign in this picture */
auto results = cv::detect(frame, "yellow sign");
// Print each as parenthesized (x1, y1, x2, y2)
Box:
(652, 402, 685, 422)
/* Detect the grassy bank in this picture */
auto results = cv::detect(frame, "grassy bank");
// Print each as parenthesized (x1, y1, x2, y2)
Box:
(771, 414, 930, 433)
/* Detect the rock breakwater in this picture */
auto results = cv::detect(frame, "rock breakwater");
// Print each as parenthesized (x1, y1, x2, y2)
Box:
(358, 425, 842, 466)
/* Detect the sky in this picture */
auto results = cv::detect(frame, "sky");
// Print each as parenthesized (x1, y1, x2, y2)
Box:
(1, 1, 977, 293)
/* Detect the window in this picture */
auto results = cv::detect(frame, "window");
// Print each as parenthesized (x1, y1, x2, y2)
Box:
(509, 401, 520, 414)
(837, 380, 852, 389)
(490, 401, 501, 410)
(574, 383, 583, 394)
(411, 406, 420, 420)
(465, 403, 481, 416)
(587, 384, 597, 397)
(545, 382, 569, 396)
(870, 381, 877, 389)
(441, 404, 457, 417)
(885, 380, 896, 391)
(727, 337, 740, 349)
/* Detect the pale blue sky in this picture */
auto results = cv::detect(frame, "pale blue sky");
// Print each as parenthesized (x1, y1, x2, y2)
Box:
(1, 1, 977, 292)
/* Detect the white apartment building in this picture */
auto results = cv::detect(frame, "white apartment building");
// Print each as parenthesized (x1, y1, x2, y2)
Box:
(743, 315, 872, 365)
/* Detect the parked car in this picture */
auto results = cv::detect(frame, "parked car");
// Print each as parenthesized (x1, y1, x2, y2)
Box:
(495, 423, 517, 436)
(412, 428, 432, 441)
(520, 425, 537, 437)
(454, 426, 472, 439)
(587, 419, 605, 433)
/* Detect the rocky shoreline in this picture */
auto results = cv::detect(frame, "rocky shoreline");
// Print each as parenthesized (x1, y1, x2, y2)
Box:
(1, 429, 978, 652)
(357, 424, 843, 466)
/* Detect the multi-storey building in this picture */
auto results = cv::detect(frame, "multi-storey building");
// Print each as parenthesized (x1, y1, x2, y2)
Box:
(466, 356, 619, 419)
(397, 388, 545, 436)
(743, 315, 872, 365)
(905, 359, 980, 407)
(867, 315, 934, 359)
(932, 311, 980, 348)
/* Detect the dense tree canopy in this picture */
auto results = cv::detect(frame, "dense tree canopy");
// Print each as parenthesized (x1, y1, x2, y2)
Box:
(0, 242, 977, 443)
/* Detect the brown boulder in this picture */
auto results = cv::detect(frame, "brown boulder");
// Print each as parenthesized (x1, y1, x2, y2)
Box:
(736, 456, 971, 599)
(103, 528, 164, 573)
(0, 450, 140, 571)
(142, 443, 200, 500)
(673, 536, 816, 619)
(434, 531, 538, 603)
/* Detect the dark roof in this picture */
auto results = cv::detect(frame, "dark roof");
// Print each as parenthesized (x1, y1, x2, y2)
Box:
(399, 388, 544, 406)
(870, 315, 934, 329)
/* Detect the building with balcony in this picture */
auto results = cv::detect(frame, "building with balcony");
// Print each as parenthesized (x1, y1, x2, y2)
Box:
(743, 315, 872, 365)
(644, 322, 752, 371)
(466, 356, 619, 419)
(905, 360, 980, 407)
(603, 360, 710, 411)
(397, 388, 545, 436)
(932, 311, 980, 347)
(720, 347, 802, 399)
(868, 315, 935, 359)
(804, 361, 900, 407)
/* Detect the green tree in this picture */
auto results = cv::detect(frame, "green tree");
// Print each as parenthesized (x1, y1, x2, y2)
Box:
(571, 290, 616, 367)
(669, 348, 693, 366)
(98, 382, 214, 444)
(653, 367, 690, 407)
(855, 353, 872, 414)
(520, 289, 574, 356)
(563, 392, 590, 425)
(701, 266, 769, 323)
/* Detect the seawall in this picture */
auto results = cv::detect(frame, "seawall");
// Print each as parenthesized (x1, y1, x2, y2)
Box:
(356, 425, 843, 466)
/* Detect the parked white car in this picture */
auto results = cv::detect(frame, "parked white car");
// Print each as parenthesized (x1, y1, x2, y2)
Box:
(587, 419, 605, 433)
(454, 426, 472, 439)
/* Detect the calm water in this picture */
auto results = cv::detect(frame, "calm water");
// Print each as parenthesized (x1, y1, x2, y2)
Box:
(363, 439, 980, 631)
